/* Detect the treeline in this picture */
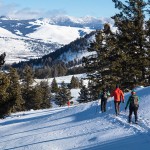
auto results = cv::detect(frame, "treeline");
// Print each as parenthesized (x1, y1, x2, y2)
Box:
(0, 66, 51, 118)
(0, 64, 81, 118)
(82, 0, 150, 99)
(13, 60, 85, 79)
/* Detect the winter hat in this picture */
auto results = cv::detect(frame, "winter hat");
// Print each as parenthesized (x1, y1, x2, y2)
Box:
(116, 84, 119, 88)
(131, 90, 136, 94)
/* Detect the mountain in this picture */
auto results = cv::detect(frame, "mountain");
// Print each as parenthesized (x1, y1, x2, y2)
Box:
(0, 74, 149, 150)
(12, 30, 96, 70)
(0, 15, 111, 64)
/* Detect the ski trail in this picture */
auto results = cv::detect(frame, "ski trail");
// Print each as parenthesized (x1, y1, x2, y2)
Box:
(108, 112, 147, 133)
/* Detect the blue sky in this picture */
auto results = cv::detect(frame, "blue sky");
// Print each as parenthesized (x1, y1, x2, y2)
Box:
(0, 0, 120, 19)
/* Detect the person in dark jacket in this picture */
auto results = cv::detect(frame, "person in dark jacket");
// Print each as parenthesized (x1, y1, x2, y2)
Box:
(99, 88, 110, 112)
(125, 90, 140, 124)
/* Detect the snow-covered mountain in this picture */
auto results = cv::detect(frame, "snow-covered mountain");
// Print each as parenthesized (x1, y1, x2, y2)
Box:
(0, 15, 111, 64)
(0, 74, 149, 150)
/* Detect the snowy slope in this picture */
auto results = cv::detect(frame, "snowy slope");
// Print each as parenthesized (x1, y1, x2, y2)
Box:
(0, 77, 150, 150)
(0, 17, 95, 64)
(0, 24, 93, 64)
(0, 29, 38, 64)
(0, 16, 114, 65)
(0, 27, 18, 38)
(0, 26, 60, 64)
(26, 24, 92, 45)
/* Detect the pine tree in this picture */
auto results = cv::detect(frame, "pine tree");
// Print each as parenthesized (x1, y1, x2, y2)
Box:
(22, 65, 34, 110)
(0, 72, 10, 118)
(145, 19, 150, 85)
(31, 84, 43, 110)
(78, 85, 90, 103)
(55, 81, 71, 106)
(39, 81, 51, 108)
(87, 80, 100, 101)
(82, 23, 115, 93)
(79, 79, 84, 88)
(0, 52, 11, 118)
(0, 52, 6, 68)
(70, 76, 79, 89)
(22, 65, 34, 89)
(51, 78, 59, 93)
(7, 67, 24, 113)
(111, 0, 150, 88)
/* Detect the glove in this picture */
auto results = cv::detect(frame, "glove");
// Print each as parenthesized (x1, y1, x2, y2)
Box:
(122, 100, 124, 103)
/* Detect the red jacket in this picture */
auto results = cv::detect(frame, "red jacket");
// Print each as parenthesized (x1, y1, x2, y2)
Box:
(111, 88, 124, 102)
(67, 101, 70, 106)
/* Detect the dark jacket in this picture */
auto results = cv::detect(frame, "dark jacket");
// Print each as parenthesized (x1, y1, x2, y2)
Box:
(125, 94, 140, 109)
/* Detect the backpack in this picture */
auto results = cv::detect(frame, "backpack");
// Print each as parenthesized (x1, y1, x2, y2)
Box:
(130, 95, 139, 107)
(102, 91, 108, 99)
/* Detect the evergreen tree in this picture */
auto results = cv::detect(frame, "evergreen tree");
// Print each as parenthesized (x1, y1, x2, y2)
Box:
(55, 81, 71, 106)
(39, 81, 51, 108)
(78, 85, 90, 103)
(111, 0, 150, 88)
(0, 52, 6, 68)
(22, 65, 34, 89)
(79, 79, 84, 88)
(7, 67, 24, 113)
(82, 23, 115, 94)
(70, 76, 79, 88)
(83, 0, 150, 90)
(51, 78, 59, 93)
(145, 19, 150, 85)
(31, 84, 43, 110)
(87, 80, 100, 101)
(0, 73, 10, 118)
(22, 65, 34, 110)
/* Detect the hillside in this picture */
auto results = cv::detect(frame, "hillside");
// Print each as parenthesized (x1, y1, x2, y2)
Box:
(0, 78, 150, 150)
(0, 16, 107, 64)
(11, 31, 96, 71)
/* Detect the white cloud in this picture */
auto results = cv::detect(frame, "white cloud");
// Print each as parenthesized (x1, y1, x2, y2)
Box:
(8, 8, 42, 20)
(0, 0, 67, 19)
(0, 1, 18, 16)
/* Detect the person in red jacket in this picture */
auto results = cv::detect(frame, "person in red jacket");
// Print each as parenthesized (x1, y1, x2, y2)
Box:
(67, 100, 70, 107)
(111, 85, 124, 116)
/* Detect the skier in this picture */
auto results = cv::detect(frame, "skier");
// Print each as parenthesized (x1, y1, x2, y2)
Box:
(111, 84, 124, 116)
(99, 88, 110, 112)
(125, 90, 140, 124)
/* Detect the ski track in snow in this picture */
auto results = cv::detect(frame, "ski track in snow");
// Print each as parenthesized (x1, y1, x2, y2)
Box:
(0, 85, 150, 150)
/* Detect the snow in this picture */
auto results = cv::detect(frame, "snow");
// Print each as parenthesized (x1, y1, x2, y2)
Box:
(0, 36, 38, 64)
(26, 24, 92, 45)
(0, 73, 150, 150)
(34, 73, 87, 86)
(0, 20, 93, 64)
(0, 27, 18, 38)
